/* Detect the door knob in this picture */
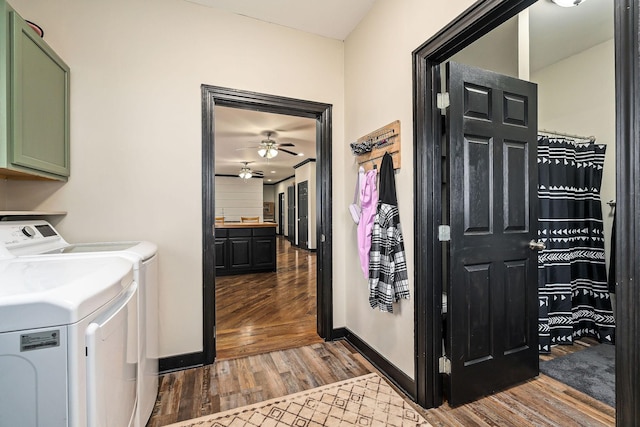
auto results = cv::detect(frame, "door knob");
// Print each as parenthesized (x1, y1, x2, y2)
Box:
(529, 240, 545, 251)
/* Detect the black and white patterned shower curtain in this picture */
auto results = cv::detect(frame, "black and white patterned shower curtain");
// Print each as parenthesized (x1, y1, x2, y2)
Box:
(537, 136, 615, 353)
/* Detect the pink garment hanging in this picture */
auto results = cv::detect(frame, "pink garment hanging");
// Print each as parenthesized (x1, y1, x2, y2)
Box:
(357, 168, 378, 279)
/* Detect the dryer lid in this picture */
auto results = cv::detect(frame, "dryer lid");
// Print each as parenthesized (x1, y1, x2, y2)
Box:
(45, 241, 158, 262)
(0, 257, 134, 332)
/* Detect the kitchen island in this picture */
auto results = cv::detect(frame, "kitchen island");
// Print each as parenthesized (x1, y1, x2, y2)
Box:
(214, 222, 277, 276)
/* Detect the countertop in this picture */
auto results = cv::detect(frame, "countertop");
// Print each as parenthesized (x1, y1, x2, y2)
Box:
(215, 222, 278, 229)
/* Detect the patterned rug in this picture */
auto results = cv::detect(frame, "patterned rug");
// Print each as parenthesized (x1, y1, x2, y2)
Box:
(167, 373, 431, 426)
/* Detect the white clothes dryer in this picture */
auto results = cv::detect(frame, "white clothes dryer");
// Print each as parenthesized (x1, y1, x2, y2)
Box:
(0, 255, 138, 427)
(0, 220, 158, 427)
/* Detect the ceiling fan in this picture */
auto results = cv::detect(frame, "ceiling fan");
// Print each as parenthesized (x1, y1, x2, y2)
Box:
(238, 162, 263, 179)
(257, 131, 299, 158)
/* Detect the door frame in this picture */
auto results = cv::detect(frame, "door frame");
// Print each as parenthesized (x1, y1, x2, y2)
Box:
(278, 192, 285, 235)
(201, 85, 334, 364)
(412, 0, 640, 422)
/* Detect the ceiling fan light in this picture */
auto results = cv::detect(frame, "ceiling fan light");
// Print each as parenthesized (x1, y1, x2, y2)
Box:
(258, 143, 279, 159)
(239, 167, 252, 179)
(551, 0, 587, 7)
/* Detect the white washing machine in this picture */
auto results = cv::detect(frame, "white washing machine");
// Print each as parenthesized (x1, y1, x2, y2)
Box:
(0, 220, 158, 427)
(0, 255, 138, 427)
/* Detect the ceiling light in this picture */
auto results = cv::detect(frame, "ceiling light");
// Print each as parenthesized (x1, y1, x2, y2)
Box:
(551, 0, 587, 7)
(239, 164, 253, 179)
(258, 146, 278, 159)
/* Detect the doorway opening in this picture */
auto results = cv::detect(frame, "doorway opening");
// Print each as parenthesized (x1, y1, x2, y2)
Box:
(413, 0, 639, 422)
(438, 0, 615, 408)
(201, 85, 334, 364)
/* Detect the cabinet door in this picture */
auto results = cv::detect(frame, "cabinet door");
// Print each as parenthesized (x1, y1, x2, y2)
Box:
(229, 237, 252, 270)
(214, 238, 228, 272)
(252, 236, 276, 270)
(10, 11, 70, 178)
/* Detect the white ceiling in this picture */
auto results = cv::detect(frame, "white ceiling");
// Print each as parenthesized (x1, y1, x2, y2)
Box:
(207, 0, 613, 183)
(214, 107, 316, 182)
(185, 0, 376, 40)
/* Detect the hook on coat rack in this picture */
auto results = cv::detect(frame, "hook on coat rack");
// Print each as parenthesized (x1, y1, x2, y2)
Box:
(353, 120, 401, 172)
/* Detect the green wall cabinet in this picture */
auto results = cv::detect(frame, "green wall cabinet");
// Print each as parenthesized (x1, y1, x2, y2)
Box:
(0, 1, 70, 180)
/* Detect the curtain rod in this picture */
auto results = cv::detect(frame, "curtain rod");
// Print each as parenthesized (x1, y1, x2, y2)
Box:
(539, 129, 596, 142)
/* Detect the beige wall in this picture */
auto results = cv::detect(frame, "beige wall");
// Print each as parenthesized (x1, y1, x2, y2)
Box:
(532, 39, 616, 270)
(5, 0, 481, 376)
(6, 0, 345, 358)
(263, 185, 276, 206)
(294, 161, 316, 249)
(275, 177, 294, 237)
(451, 16, 519, 77)
(343, 0, 475, 378)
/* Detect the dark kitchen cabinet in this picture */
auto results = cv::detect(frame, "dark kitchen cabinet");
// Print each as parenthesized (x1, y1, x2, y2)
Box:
(252, 228, 276, 269)
(214, 225, 276, 276)
(214, 229, 228, 273)
(229, 229, 252, 271)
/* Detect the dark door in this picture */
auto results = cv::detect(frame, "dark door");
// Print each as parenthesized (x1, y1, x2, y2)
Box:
(297, 181, 309, 250)
(445, 61, 539, 406)
(287, 186, 295, 243)
(278, 192, 285, 235)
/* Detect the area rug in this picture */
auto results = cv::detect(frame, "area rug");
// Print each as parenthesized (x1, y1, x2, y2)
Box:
(540, 344, 615, 407)
(167, 373, 431, 426)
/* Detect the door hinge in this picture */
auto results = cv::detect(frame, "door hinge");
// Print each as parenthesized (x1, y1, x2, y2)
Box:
(212, 225, 215, 237)
(439, 356, 451, 374)
(213, 325, 216, 339)
(321, 234, 325, 243)
(437, 92, 450, 113)
(438, 225, 451, 242)
(442, 293, 448, 314)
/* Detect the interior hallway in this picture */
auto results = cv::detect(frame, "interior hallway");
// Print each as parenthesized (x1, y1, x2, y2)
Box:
(215, 235, 322, 359)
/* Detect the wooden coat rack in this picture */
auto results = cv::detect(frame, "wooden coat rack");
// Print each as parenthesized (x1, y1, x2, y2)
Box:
(354, 120, 401, 171)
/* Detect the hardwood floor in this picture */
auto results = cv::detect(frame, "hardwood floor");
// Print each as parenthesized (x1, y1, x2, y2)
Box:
(147, 340, 614, 427)
(147, 341, 371, 426)
(148, 237, 614, 426)
(215, 236, 322, 360)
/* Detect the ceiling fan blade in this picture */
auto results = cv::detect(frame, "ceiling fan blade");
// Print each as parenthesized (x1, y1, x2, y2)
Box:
(277, 143, 295, 147)
(278, 137, 314, 145)
(280, 148, 300, 156)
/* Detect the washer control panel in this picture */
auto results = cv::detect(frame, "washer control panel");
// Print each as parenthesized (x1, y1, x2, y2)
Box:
(0, 221, 61, 249)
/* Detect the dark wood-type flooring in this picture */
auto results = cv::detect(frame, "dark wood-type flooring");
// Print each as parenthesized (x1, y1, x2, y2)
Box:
(148, 340, 614, 426)
(215, 236, 323, 360)
(147, 237, 614, 426)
